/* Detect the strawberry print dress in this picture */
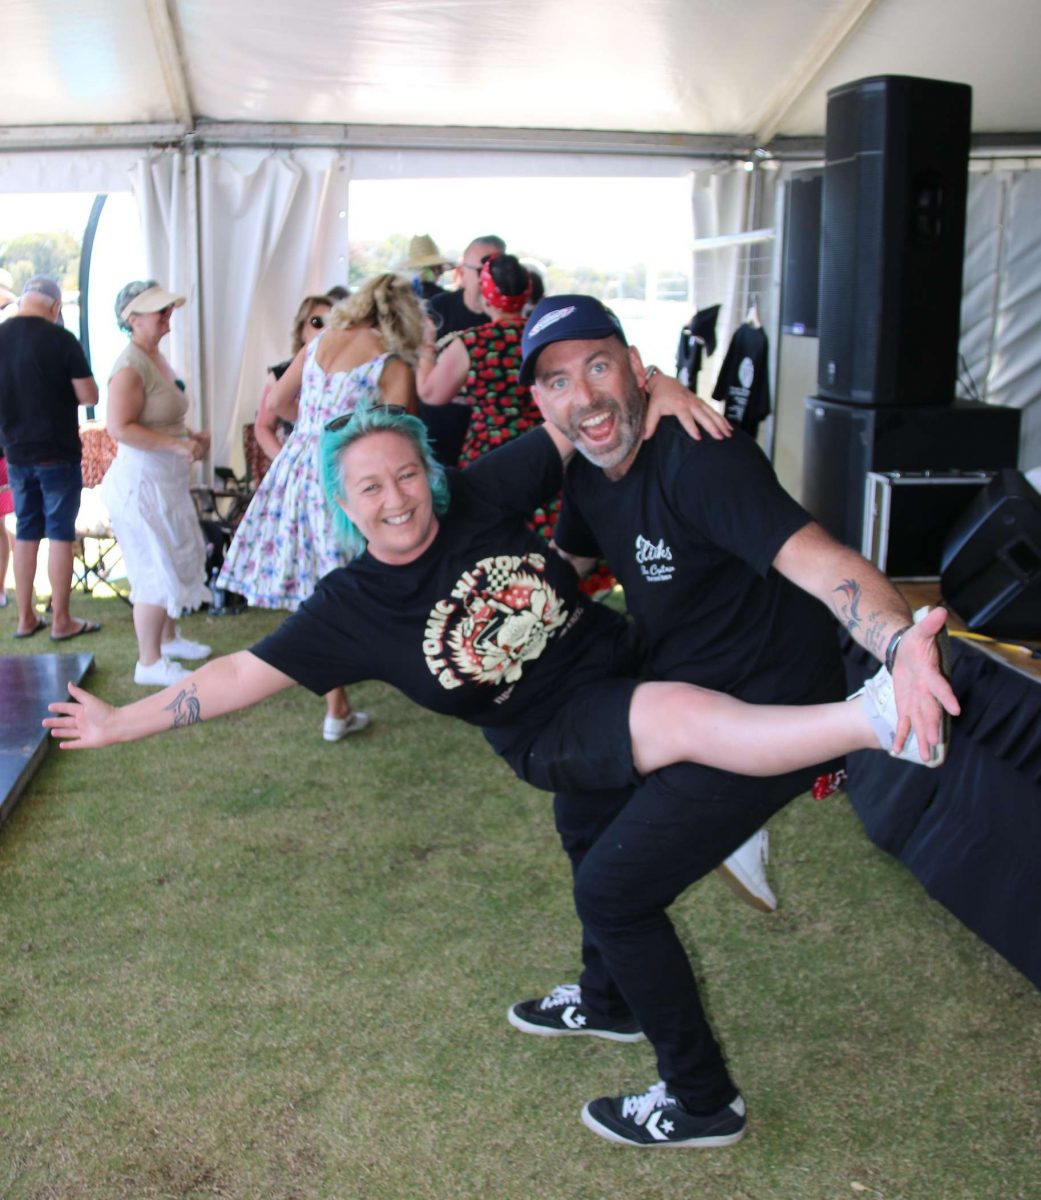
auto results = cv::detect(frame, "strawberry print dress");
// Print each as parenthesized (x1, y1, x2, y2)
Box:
(457, 318, 557, 542)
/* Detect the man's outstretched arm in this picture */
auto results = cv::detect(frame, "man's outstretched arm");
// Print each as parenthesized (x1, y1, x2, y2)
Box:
(773, 520, 960, 757)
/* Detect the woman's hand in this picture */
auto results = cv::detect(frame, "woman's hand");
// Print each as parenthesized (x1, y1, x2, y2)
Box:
(43, 682, 121, 750)
(643, 369, 732, 442)
(188, 431, 211, 462)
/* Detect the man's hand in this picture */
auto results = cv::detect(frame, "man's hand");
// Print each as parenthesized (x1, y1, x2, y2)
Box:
(890, 606, 960, 759)
(643, 370, 732, 442)
(44, 682, 120, 750)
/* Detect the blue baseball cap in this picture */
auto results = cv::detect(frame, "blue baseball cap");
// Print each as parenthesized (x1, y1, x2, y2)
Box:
(519, 294, 627, 385)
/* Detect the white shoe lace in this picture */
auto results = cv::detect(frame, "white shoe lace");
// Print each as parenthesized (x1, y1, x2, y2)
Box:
(538, 983, 581, 1011)
(621, 1080, 676, 1125)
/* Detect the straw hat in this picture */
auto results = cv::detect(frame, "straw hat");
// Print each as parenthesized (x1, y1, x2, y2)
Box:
(403, 234, 452, 271)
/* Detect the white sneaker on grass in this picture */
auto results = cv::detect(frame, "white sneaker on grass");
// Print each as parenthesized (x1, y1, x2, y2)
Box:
(716, 829, 777, 912)
(322, 712, 371, 742)
(161, 628, 212, 660)
(134, 656, 191, 687)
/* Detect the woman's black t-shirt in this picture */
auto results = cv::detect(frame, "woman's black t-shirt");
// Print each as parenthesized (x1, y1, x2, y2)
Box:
(250, 429, 631, 730)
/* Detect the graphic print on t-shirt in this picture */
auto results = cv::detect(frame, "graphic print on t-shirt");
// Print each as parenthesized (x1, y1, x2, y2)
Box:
(423, 552, 569, 691)
(634, 533, 675, 584)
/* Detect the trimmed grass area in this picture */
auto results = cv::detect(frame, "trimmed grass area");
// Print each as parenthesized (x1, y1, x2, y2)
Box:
(2, 596, 1039, 1199)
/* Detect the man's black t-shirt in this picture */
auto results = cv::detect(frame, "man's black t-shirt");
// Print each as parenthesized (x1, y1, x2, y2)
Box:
(427, 289, 486, 338)
(554, 419, 843, 705)
(0, 316, 92, 464)
(251, 430, 631, 729)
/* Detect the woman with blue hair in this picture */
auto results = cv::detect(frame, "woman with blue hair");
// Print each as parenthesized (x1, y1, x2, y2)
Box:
(46, 396, 935, 783)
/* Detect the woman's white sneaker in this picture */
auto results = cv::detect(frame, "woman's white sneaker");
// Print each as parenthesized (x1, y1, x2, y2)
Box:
(134, 656, 192, 687)
(161, 630, 212, 660)
(322, 712, 371, 742)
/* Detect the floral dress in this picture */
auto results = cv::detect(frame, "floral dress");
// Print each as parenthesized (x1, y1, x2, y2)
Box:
(218, 339, 391, 610)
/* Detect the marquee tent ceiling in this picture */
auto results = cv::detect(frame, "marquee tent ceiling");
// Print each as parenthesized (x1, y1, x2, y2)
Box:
(2, 0, 1040, 155)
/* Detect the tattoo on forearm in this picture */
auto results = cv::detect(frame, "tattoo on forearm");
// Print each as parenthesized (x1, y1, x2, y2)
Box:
(832, 578, 891, 658)
(162, 684, 201, 729)
(833, 578, 862, 632)
(864, 611, 889, 659)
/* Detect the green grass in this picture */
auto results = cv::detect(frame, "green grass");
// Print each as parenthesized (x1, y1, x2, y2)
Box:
(1, 596, 1039, 1199)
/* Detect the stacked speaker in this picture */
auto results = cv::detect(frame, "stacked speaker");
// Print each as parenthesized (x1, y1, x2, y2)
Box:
(798, 75, 1030, 633)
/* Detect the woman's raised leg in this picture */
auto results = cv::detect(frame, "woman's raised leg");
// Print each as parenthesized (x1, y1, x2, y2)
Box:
(628, 681, 880, 778)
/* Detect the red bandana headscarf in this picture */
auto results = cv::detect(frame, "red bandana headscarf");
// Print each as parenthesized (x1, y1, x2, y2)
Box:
(479, 254, 531, 314)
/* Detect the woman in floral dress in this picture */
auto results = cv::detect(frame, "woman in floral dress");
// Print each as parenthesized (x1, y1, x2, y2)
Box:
(218, 273, 423, 741)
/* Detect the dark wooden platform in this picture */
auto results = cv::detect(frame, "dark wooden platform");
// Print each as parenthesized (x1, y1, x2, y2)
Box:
(1, 652, 95, 829)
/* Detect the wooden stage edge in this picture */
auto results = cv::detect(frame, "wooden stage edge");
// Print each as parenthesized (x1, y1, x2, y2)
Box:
(0, 651, 95, 830)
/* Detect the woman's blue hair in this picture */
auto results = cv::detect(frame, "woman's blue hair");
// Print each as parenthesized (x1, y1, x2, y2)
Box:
(320, 399, 450, 558)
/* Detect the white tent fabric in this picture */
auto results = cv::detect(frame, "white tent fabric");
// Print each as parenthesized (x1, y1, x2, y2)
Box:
(127, 149, 349, 469)
(970, 171, 1041, 468)
(2, 0, 1039, 141)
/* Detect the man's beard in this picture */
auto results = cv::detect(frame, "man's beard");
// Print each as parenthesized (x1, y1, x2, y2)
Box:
(569, 376, 645, 472)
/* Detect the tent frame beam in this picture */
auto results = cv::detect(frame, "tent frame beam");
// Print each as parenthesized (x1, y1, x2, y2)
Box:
(0, 123, 1038, 160)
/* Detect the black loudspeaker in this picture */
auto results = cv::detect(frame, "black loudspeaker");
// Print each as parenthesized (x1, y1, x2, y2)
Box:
(940, 470, 1041, 638)
(781, 170, 822, 336)
(817, 75, 972, 406)
(802, 398, 1021, 548)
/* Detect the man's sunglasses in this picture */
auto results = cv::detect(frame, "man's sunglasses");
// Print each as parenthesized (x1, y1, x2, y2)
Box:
(325, 404, 409, 433)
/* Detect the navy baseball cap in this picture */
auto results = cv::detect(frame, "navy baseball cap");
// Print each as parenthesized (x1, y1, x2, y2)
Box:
(519, 294, 627, 385)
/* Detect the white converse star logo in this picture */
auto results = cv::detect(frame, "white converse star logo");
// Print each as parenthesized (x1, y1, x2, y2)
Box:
(645, 1111, 672, 1141)
(562, 1006, 587, 1030)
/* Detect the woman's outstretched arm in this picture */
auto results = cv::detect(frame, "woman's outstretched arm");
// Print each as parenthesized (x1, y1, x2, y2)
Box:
(43, 652, 295, 750)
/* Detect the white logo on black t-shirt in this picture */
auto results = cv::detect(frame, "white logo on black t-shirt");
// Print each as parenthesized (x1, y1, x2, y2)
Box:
(422, 552, 568, 690)
(634, 534, 675, 584)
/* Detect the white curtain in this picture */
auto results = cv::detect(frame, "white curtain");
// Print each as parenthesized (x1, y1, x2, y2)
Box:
(961, 168, 1041, 471)
(690, 165, 751, 396)
(130, 148, 350, 471)
(129, 150, 196, 404)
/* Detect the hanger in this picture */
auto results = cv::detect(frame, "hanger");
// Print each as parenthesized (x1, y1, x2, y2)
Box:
(745, 293, 761, 329)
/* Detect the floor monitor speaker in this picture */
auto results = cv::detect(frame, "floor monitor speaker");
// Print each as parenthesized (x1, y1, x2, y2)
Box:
(940, 470, 1041, 639)
(817, 75, 972, 407)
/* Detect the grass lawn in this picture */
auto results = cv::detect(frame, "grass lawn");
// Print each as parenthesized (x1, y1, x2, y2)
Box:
(1, 595, 1039, 1199)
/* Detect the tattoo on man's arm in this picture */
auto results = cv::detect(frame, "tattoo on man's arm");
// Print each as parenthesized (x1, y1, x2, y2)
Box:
(863, 611, 889, 660)
(832, 578, 862, 632)
(162, 684, 201, 729)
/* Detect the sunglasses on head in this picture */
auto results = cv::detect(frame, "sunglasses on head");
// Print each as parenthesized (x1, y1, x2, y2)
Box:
(308, 314, 326, 329)
(324, 404, 409, 433)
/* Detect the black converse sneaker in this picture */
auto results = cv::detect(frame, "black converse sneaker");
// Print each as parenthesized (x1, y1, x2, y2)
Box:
(507, 983, 645, 1042)
(581, 1080, 747, 1147)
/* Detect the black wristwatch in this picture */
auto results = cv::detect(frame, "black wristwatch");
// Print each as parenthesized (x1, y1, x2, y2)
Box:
(884, 624, 912, 673)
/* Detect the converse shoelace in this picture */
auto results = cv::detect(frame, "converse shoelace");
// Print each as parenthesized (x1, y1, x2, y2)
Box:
(538, 983, 581, 1011)
(621, 1080, 677, 1125)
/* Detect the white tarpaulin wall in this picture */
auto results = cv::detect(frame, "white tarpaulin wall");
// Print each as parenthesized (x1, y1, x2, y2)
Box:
(961, 168, 1041, 469)
(130, 148, 352, 470)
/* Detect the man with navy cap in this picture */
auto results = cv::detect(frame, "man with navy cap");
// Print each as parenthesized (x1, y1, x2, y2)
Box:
(506, 295, 957, 1147)
(0, 277, 100, 640)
